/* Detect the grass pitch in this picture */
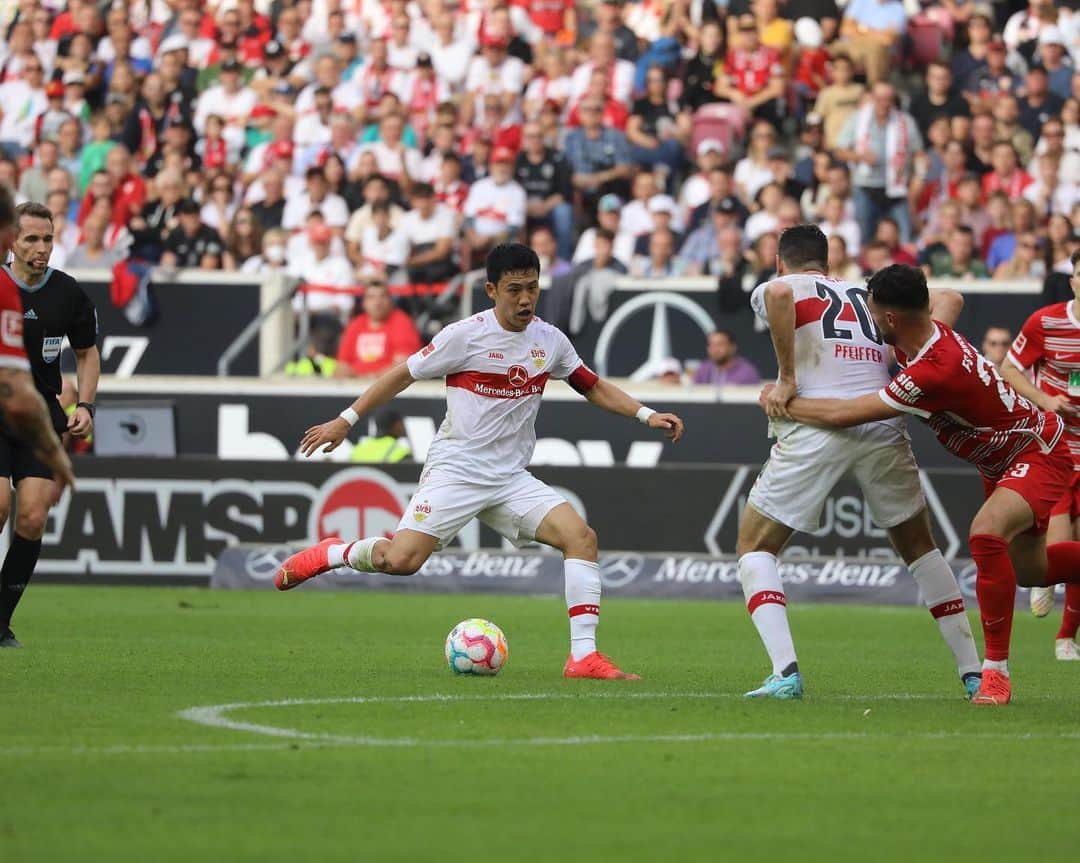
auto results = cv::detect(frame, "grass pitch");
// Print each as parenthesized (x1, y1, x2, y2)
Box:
(4, 586, 1080, 862)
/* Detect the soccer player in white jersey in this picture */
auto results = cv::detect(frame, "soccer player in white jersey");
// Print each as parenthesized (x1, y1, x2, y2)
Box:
(737, 225, 981, 699)
(276, 243, 685, 680)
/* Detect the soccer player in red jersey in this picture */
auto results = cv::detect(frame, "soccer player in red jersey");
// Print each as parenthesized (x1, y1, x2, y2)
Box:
(1001, 248, 1080, 659)
(762, 264, 1080, 704)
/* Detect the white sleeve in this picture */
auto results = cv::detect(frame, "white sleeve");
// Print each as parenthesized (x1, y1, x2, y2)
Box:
(548, 326, 587, 380)
(406, 319, 475, 380)
(507, 185, 526, 229)
(750, 282, 770, 325)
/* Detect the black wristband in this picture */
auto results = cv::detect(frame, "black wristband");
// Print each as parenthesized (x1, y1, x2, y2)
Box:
(77, 401, 95, 418)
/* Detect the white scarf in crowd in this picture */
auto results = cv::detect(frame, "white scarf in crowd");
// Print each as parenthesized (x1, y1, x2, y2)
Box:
(855, 104, 911, 199)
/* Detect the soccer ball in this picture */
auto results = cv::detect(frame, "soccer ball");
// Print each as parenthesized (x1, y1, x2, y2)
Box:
(444, 618, 509, 675)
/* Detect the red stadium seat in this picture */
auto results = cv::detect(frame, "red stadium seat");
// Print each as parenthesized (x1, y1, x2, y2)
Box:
(690, 104, 747, 156)
(905, 17, 944, 69)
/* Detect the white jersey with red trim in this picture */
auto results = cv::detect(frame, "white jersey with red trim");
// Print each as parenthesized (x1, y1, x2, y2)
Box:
(463, 177, 526, 237)
(407, 309, 597, 483)
(1008, 301, 1080, 468)
(751, 273, 900, 429)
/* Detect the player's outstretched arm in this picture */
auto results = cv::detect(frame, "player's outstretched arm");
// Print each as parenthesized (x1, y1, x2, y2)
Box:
(0, 368, 75, 490)
(584, 378, 684, 442)
(300, 361, 416, 456)
(1000, 361, 1075, 417)
(762, 280, 797, 418)
(928, 288, 964, 328)
(760, 384, 900, 428)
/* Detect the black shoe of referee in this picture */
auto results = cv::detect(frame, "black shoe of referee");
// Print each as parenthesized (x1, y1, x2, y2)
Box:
(0, 628, 22, 648)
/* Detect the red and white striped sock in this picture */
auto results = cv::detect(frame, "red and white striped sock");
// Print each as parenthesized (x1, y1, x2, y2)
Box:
(909, 549, 981, 677)
(565, 558, 600, 661)
(739, 552, 797, 676)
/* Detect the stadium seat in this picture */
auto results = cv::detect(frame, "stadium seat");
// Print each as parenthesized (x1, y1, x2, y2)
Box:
(690, 104, 746, 156)
(905, 17, 945, 70)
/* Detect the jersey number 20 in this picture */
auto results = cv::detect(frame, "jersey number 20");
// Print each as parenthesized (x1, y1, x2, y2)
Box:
(816, 283, 882, 345)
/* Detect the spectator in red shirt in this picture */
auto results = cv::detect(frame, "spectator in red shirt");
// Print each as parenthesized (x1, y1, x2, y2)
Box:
(713, 15, 787, 129)
(102, 144, 146, 230)
(981, 141, 1034, 203)
(335, 281, 423, 378)
(566, 67, 630, 131)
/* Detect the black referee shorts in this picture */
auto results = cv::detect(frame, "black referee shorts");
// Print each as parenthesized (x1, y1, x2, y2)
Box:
(0, 400, 67, 483)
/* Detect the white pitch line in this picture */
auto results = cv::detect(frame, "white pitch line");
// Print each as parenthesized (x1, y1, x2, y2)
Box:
(3, 690, 1074, 759)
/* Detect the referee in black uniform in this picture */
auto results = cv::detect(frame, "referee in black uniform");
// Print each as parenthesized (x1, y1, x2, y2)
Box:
(0, 202, 98, 648)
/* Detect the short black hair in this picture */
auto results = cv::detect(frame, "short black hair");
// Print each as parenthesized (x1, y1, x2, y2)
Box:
(486, 242, 540, 285)
(1071, 247, 1080, 269)
(867, 264, 929, 311)
(778, 224, 828, 271)
(710, 328, 736, 344)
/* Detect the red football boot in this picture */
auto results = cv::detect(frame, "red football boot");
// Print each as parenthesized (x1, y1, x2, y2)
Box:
(971, 669, 1012, 705)
(563, 651, 641, 680)
(275, 538, 341, 591)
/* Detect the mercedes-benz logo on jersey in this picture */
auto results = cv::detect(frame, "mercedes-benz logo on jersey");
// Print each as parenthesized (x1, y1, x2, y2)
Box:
(593, 292, 717, 378)
(507, 364, 529, 387)
(245, 547, 291, 580)
(598, 553, 644, 588)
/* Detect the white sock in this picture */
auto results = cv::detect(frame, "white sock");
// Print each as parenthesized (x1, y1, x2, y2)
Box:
(325, 537, 387, 573)
(738, 552, 797, 676)
(565, 558, 600, 661)
(982, 658, 1009, 676)
(909, 549, 981, 677)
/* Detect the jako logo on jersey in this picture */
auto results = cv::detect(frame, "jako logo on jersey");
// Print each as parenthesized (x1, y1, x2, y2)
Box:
(507, 365, 529, 387)
(488, 351, 504, 360)
(1, 310, 22, 348)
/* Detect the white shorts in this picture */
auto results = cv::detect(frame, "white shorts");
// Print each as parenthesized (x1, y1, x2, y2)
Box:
(397, 469, 567, 550)
(747, 421, 926, 534)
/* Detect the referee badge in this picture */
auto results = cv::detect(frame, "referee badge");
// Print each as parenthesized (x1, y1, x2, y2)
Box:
(41, 336, 62, 364)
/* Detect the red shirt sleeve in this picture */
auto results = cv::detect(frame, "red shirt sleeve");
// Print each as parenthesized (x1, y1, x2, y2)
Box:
(1008, 310, 1045, 372)
(0, 272, 28, 370)
(879, 355, 952, 419)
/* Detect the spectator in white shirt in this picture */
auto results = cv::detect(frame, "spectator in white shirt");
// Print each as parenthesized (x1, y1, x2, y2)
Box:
(463, 35, 525, 126)
(573, 194, 637, 268)
(360, 112, 423, 192)
(569, 32, 636, 107)
(387, 15, 419, 70)
(0, 57, 48, 156)
(428, 10, 474, 91)
(401, 182, 458, 285)
(359, 201, 410, 283)
(818, 194, 862, 256)
(194, 60, 256, 152)
(283, 166, 350, 231)
(295, 53, 364, 117)
(294, 87, 336, 149)
(290, 222, 356, 320)
(462, 146, 527, 264)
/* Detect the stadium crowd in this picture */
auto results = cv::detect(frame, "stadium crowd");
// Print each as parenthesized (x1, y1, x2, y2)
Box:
(1, 0, 1078, 374)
